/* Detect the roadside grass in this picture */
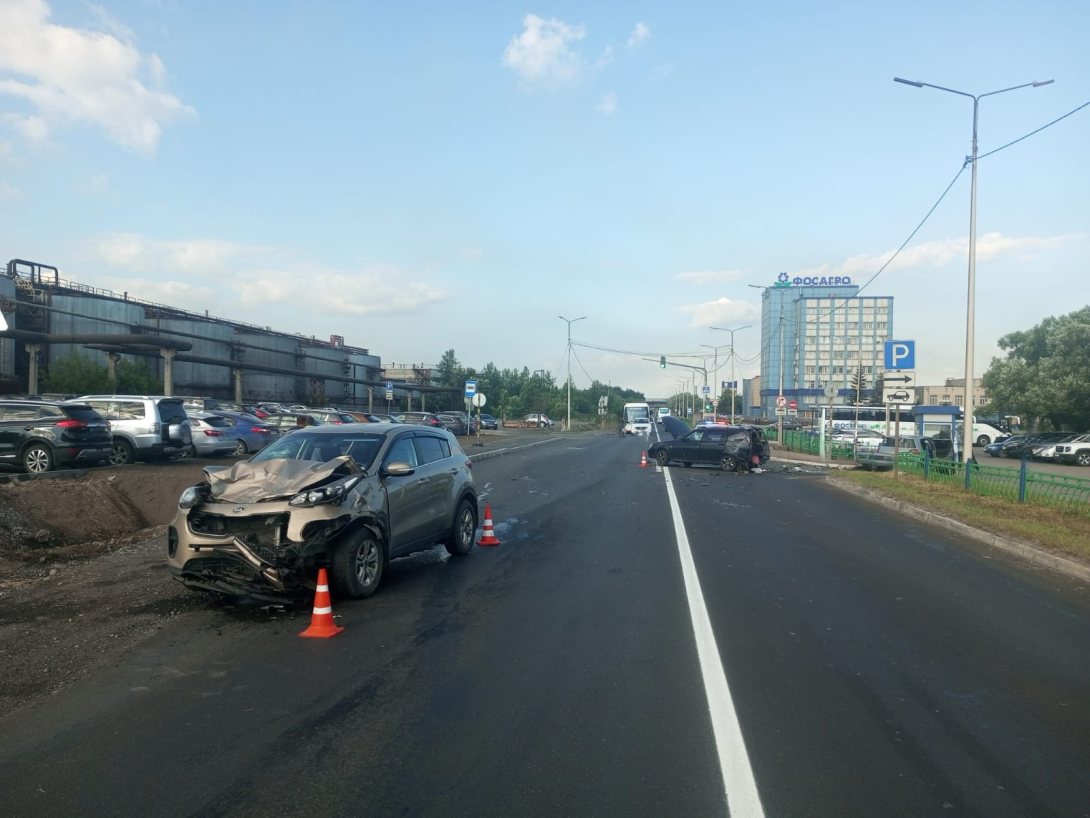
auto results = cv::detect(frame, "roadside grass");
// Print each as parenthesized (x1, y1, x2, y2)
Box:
(830, 470, 1090, 563)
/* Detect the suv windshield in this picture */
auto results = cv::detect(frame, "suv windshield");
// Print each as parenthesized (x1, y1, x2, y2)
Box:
(251, 431, 385, 467)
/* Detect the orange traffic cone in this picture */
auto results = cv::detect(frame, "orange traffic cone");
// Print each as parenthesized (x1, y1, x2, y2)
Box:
(299, 567, 345, 638)
(477, 504, 501, 547)
(640, 451, 648, 468)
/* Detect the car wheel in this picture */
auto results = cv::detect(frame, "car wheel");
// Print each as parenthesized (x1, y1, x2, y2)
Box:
(1076, 451, 1090, 467)
(719, 454, 738, 472)
(655, 450, 669, 467)
(976, 435, 990, 446)
(22, 444, 52, 474)
(233, 439, 248, 456)
(177, 445, 197, 460)
(108, 439, 135, 466)
(444, 499, 478, 557)
(332, 527, 386, 599)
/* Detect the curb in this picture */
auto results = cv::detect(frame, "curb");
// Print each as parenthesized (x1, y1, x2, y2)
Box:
(827, 478, 1090, 583)
(773, 456, 858, 470)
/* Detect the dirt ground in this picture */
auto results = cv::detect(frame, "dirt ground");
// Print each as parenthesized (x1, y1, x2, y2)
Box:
(0, 460, 237, 719)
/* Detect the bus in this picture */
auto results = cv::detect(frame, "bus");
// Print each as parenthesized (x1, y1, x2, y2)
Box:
(622, 402, 651, 434)
(829, 405, 1008, 445)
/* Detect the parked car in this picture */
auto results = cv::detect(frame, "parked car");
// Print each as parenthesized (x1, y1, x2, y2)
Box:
(439, 410, 477, 433)
(0, 399, 113, 473)
(477, 413, 499, 430)
(524, 413, 553, 428)
(398, 411, 445, 428)
(856, 434, 954, 470)
(167, 423, 479, 602)
(182, 412, 239, 458)
(1002, 432, 1071, 459)
(263, 412, 324, 432)
(1032, 433, 1080, 462)
(212, 411, 281, 455)
(310, 410, 357, 425)
(1055, 433, 1090, 466)
(648, 424, 770, 471)
(436, 413, 470, 435)
(77, 395, 193, 465)
(984, 435, 1025, 457)
(368, 413, 403, 423)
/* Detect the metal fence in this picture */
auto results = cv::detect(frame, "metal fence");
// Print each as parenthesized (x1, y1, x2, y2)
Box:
(769, 426, 1090, 512)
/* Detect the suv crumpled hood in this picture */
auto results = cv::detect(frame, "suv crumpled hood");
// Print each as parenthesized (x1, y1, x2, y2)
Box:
(204, 456, 362, 503)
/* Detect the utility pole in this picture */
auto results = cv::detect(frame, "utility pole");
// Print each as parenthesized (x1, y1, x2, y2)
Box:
(711, 324, 751, 423)
(558, 315, 587, 432)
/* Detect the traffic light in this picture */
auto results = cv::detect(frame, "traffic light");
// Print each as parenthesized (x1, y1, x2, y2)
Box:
(659, 356, 666, 368)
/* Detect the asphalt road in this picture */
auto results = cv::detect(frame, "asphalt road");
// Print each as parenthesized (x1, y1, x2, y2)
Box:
(1, 430, 1088, 816)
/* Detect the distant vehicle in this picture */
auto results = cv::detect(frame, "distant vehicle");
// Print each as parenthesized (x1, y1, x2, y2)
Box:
(657, 407, 670, 420)
(77, 395, 193, 465)
(399, 412, 445, 428)
(477, 413, 499, 430)
(857, 435, 954, 471)
(524, 413, 553, 428)
(181, 411, 238, 458)
(211, 411, 281, 455)
(1032, 433, 1080, 462)
(436, 413, 470, 435)
(622, 402, 650, 434)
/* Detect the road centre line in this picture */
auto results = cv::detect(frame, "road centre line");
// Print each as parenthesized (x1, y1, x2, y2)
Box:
(663, 467, 765, 818)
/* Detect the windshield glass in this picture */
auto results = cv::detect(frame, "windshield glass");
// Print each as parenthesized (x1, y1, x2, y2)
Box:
(250, 431, 386, 468)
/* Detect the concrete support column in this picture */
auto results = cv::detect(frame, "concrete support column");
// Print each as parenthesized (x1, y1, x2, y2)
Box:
(106, 352, 120, 390)
(233, 368, 243, 404)
(367, 386, 373, 413)
(26, 343, 42, 395)
(160, 349, 177, 396)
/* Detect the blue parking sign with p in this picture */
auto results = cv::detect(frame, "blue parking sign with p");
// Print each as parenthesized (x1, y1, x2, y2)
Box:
(884, 340, 915, 370)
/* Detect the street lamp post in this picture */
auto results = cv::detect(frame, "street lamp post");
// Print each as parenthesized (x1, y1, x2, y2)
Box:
(895, 75, 1053, 463)
(711, 324, 752, 423)
(700, 343, 729, 418)
(558, 315, 587, 432)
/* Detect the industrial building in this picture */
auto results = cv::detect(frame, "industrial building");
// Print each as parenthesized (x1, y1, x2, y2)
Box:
(756, 273, 894, 416)
(0, 259, 453, 410)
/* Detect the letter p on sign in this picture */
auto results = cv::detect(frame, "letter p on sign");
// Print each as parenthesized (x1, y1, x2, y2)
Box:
(884, 340, 915, 370)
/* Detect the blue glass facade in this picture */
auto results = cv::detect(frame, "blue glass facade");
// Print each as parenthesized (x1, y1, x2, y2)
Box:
(758, 284, 894, 416)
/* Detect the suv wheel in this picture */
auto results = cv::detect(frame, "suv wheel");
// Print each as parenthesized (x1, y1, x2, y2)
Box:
(719, 454, 738, 472)
(177, 445, 197, 460)
(332, 528, 386, 599)
(655, 450, 669, 467)
(1077, 451, 1090, 467)
(22, 444, 52, 474)
(108, 439, 135, 466)
(444, 499, 478, 557)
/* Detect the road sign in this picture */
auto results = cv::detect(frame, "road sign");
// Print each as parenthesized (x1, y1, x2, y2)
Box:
(701, 385, 711, 395)
(775, 407, 787, 416)
(471, 393, 486, 408)
(883, 371, 915, 404)
(722, 380, 737, 390)
(788, 399, 798, 410)
(464, 379, 477, 398)
(384, 381, 393, 401)
(884, 340, 916, 370)
(776, 396, 787, 408)
(788, 408, 798, 416)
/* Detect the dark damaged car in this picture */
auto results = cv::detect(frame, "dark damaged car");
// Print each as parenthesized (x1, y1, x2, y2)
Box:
(649, 423, 771, 471)
(167, 423, 478, 602)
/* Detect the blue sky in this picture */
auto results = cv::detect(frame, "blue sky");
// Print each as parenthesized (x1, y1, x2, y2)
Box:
(1, 0, 1087, 398)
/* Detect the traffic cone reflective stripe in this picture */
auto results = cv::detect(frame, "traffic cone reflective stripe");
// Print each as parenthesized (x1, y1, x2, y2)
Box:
(640, 451, 648, 467)
(477, 504, 501, 547)
(299, 567, 345, 638)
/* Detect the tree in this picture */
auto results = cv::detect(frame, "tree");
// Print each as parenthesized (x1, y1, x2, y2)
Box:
(433, 349, 464, 388)
(42, 355, 109, 395)
(982, 307, 1090, 431)
(849, 368, 867, 405)
(868, 371, 886, 407)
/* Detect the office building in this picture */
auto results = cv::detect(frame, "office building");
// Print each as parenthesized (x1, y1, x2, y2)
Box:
(757, 273, 894, 416)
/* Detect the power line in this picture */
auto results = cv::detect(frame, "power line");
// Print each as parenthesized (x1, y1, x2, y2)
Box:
(977, 97, 1090, 162)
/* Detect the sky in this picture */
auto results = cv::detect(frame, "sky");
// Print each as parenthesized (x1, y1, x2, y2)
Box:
(1, 0, 1087, 399)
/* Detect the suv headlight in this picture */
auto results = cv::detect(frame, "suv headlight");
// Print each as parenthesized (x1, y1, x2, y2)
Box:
(289, 475, 362, 507)
(179, 485, 207, 509)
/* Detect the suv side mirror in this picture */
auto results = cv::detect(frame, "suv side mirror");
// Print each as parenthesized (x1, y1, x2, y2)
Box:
(381, 461, 415, 477)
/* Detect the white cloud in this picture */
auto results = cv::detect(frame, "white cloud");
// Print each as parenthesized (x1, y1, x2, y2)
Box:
(3, 113, 48, 142)
(503, 14, 586, 89)
(677, 297, 759, 328)
(594, 45, 614, 70)
(235, 266, 448, 316)
(97, 277, 217, 313)
(76, 172, 109, 194)
(596, 91, 618, 116)
(0, 180, 21, 199)
(627, 22, 650, 48)
(675, 268, 747, 285)
(793, 232, 1085, 281)
(0, 0, 194, 154)
(85, 233, 269, 273)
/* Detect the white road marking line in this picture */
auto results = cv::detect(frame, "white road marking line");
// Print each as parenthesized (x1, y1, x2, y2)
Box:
(663, 468, 765, 818)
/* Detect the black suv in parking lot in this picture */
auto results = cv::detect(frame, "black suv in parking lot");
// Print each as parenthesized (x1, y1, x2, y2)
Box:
(0, 399, 113, 473)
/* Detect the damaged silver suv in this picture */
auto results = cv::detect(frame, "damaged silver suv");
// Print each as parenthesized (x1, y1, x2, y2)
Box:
(167, 423, 478, 603)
